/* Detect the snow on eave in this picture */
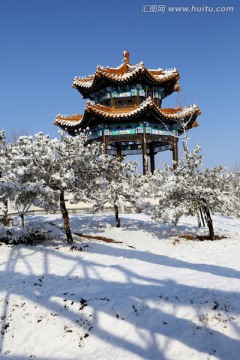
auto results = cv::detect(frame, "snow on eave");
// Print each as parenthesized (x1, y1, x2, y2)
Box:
(72, 63, 179, 90)
(54, 114, 83, 127)
(86, 99, 200, 121)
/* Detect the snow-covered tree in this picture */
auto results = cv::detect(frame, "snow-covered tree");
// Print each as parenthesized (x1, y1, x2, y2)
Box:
(0, 131, 9, 226)
(9, 131, 106, 242)
(146, 144, 240, 240)
(84, 156, 142, 227)
(1, 130, 145, 239)
(0, 133, 58, 228)
(230, 165, 240, 202)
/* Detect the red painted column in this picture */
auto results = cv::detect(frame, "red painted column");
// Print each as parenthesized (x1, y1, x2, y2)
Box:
(149, 145, 155, 174)
(102, 132, 108, 155)
(142, 129, 148, 175)
(172, 136, 179, 168)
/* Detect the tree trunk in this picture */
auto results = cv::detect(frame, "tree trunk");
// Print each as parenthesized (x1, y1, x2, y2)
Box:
(199, 207, 205, 227)
(20, 213, 25, 228)
(60, 190, 73, 243)
(196, 211, 201, 228)
(3, 200, 9, 227)
(114, 204, 121, 228)
(202, 205, 214, 240)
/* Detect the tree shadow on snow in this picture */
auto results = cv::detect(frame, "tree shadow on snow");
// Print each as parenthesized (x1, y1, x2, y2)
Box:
(1, 241, 240, 359)
(28, 213, 201, 241)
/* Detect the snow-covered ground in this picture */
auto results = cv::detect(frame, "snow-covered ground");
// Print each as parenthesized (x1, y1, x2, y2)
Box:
(0, 213, 240, 360)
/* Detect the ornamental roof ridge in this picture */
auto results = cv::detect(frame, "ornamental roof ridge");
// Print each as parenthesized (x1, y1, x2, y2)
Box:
(127, 61, 145, 71)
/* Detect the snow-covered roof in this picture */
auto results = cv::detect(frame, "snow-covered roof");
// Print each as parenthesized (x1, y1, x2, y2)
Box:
(72, 51, 180, 98)
(54, 99, 200, 129)
(54, 114, 83, 127)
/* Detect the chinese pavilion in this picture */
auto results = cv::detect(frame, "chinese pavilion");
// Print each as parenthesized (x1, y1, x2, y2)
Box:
(54, 51, 201, 174)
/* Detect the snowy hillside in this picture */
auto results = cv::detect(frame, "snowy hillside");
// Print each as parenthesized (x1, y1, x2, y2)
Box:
(1, 213, 240, 360)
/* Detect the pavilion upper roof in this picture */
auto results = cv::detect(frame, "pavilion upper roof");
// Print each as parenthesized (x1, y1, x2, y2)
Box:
(72, 51, 181, 98)
(54, 98, 200, 131)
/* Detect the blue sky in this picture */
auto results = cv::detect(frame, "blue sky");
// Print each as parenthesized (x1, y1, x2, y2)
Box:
(0, 0, 239, 169)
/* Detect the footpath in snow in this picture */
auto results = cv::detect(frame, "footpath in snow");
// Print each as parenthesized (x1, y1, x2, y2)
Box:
(0, 213, 240, 360)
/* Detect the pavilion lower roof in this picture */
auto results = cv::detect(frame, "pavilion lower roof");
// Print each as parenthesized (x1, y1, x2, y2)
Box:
(72, 52, 180, 98)
(54, 98, 201, 130)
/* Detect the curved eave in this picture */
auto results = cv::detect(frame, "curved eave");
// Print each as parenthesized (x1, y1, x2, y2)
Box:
(54, 114, 84, 128)
(83, 104, 200, 128)
(54, 100, 201, 131)
(73, 66, 180, 98)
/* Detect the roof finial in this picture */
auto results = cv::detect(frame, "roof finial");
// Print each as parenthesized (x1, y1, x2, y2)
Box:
(123, 50, 130, 64)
